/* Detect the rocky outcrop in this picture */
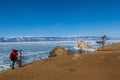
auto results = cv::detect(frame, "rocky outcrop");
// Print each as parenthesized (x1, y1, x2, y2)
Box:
(48, 46, 73, 57)
(75, 40, 92, 49)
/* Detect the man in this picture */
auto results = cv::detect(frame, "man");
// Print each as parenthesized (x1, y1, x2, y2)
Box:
(10, 49, 18, 69)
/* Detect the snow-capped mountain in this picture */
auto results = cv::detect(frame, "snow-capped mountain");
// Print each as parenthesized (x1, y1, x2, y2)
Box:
(0, 36, 103, 42)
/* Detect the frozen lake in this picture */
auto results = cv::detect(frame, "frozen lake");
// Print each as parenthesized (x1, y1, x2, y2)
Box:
(0, 40, 120, 71)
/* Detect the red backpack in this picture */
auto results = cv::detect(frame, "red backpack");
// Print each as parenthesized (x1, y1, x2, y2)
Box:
(10, 49, 18, 61)
(10, 53, 15, 61)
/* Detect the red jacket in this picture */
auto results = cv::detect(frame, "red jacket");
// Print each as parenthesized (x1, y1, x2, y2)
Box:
(10, 49, 18, 61)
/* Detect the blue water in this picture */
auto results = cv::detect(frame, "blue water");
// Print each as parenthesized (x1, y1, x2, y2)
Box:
(0, 40, 119, 71)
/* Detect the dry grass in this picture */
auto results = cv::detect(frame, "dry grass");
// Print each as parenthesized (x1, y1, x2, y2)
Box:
(97, 42, 120, 51)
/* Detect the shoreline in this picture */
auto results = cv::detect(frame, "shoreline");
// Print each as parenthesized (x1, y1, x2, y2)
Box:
(0, 56, 49, 72)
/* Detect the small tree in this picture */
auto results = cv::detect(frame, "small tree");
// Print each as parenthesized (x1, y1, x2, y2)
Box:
(96, 35, 109, 48)
(101, 35, 106, 47)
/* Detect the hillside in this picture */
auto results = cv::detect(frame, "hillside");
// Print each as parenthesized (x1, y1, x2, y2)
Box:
(0, 43, 120, 80)
(96, 42, 120, 54)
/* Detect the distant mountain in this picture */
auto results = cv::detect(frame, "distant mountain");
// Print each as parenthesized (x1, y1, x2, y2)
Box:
(0, 36, 109, 42)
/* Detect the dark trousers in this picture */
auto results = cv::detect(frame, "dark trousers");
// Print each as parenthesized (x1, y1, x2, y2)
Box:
(11, 60, 16, 69)
(11, 60, 22, 69)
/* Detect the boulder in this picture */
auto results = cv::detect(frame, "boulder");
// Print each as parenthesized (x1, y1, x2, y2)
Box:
(48, 46, 73, 57)
(75, 40, 92, 49)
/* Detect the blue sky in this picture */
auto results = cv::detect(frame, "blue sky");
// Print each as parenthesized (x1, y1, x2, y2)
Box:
(0, 0, 120, 37)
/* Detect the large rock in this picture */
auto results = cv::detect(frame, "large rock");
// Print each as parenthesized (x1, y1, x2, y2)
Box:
(75, 40, 92, 49)
(48, 46, 73, 57)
